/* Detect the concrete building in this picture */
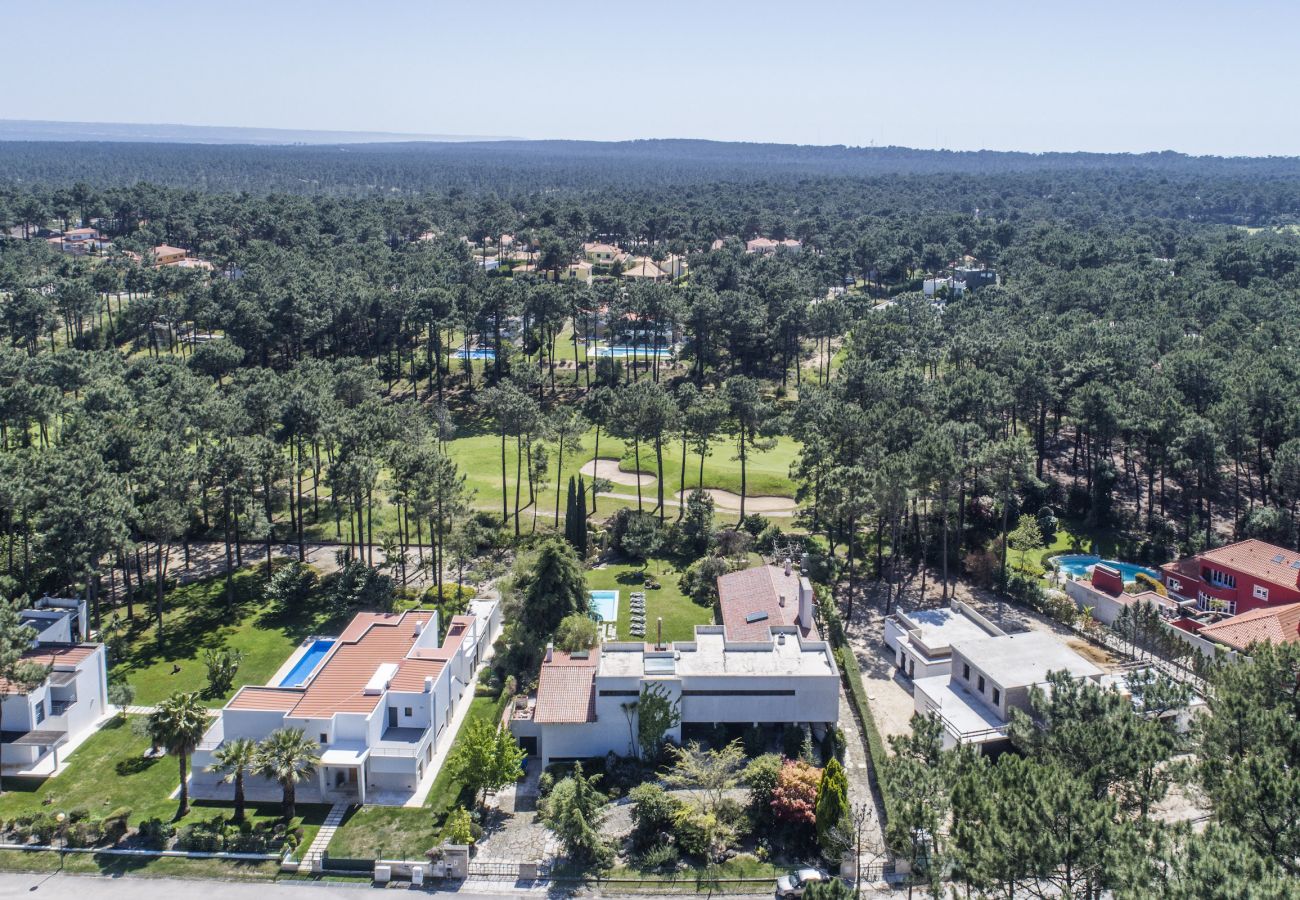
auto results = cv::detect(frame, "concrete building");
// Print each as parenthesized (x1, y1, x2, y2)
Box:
(510, 564, 839, 766)
(911, 631, 1103, 749)
(0, 599, 110, 777)
(883, 601, 1005, 680)
(191, 601, 499, 807)
(745, 237, 802, 255)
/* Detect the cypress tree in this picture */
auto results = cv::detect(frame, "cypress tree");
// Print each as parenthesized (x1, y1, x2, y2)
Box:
(575, 475, 589, 556)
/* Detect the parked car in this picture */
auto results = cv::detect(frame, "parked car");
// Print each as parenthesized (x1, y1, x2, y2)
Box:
(775, 867, 828, 897)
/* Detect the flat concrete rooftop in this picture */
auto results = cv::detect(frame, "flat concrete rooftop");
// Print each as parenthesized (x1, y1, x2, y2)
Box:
(597, 630, 836, 679)
(951, 631, 1102, 687)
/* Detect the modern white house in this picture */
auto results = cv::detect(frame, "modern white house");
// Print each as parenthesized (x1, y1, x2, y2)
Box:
(911, 630, 1105, 749)
(509, 564, 840, 765)
(883, 601, 1005, 680)
(190, 600, 499, 807)
(0, 599, 111, 777)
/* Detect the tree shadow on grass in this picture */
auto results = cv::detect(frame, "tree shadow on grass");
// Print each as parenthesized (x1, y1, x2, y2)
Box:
(114, 754, 160, 778)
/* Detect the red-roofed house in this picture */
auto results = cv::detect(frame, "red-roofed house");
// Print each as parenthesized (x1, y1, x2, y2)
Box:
(191, 599, 499, 806)
(717, 564, 817, 641)
(1197, 603, 1300, 652)
(1160, 539, 1300, 617)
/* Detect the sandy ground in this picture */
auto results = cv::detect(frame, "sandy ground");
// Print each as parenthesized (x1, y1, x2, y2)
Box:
(580, 458, 656, 486)
(675, 488, 798, 517)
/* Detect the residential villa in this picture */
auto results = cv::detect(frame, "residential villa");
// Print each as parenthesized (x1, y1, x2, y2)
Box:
(883, 601, 1005, 680)
(510, 564, 840, 766)
(0, 598, 111, 777)
(621, 257, 669, 282)
(1160, 538, 1300, 617)
(583, 242, 627, 267)
(153, 244, 189, 266)
(745, 237, 802, 255)
(911, 629, 1104, 749)
(190, 601, 499, 806)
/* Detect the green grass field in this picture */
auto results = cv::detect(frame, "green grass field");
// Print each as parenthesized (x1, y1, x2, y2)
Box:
(0, 716, 328, 849)
(586, 557, 714, 643)
(109, 565, 338, 707)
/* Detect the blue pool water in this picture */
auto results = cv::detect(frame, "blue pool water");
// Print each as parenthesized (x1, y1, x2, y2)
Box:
(589, 590, 619, 622)
(593, 346, 672, 359)
(1052, 555, 1159, 583)
(454, 348, 496, 360)
(279, 639, 334, 687)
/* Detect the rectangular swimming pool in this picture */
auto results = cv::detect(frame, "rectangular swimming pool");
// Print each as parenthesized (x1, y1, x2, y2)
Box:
(589, 590, 619, 623)
(278, 639, 334, 687)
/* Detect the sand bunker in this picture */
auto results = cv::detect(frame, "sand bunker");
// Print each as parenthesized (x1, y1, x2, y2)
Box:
(581, 458, 656, 487)
(676, 488, 798, 517)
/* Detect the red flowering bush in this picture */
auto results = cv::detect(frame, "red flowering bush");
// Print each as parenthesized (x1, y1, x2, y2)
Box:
(770, 759, 822, 825)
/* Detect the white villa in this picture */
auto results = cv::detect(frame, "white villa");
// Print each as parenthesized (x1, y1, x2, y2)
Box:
(884, 601, 1005, 680)
(0, 598, 111, 777)
(912, 629, 1105, 749)
(510, 564, 840, 765)
(190, 600, 499, 807)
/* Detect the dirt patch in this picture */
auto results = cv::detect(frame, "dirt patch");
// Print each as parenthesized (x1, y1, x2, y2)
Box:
(1067, 639, 1117, 667)
(580, 458, 656, 487)
(675, 488, 797, 517)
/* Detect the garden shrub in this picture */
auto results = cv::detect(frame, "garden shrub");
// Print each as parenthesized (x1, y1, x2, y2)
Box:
(135, 817, 175, 850)
(633, 838, 679, 873)
(742, 723, 768, 756)
(821, 725, 846, 765)
(175, 820, 224, 852)
(782, 724, 807, 760)
(743, 753, 783, 817)
(628, 783, 682, 850)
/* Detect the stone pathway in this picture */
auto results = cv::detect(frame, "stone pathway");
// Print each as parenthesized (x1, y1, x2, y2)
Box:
(121, 704, 219, 717)
(299, 802, 349, 872)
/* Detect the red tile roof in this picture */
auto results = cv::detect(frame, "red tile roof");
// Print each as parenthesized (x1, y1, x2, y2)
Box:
(227, 686, 304, 711)
(1197, 539, 1300, 590)
(1198, 602, 1300, 651)
(0, 644, 98, 695)
(717, 565, 816, 641)
(533, 649, 599, 724)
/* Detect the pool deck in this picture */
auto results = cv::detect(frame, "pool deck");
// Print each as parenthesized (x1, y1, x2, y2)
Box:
(266, 636, 334, 687)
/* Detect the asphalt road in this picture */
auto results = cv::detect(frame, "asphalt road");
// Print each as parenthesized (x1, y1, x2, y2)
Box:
(0, 871, 529, 900)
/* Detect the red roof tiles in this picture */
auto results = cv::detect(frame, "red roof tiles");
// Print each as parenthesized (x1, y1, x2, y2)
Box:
(1198, 602, 1300, 651)
(1198, 540, 1300, 590)
(533, 649, 598, 724)
(717, 565, 816, 641)
(0, 645, 97, 695)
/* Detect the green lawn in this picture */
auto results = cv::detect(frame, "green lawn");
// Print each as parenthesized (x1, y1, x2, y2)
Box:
(0, 716, 328, 847)
(326, 689, 512, 860)
(586, 557, 714, 643)
(1013, 519, 1125, 578)
(0, 849, 281, 880)
(109, 565, 339, 707)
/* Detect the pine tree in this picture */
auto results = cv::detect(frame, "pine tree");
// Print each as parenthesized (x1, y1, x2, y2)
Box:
(815, 757, 851, 853)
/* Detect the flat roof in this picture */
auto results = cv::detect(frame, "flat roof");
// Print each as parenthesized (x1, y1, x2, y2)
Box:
(897, 606, 1000, 654)
(598, 630, 835, 679)
(951, 631, 1102, 688)
(913, 676, 1007, 742)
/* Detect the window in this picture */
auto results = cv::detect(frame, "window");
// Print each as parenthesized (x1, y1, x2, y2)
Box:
(679, 689, 797, 697)
(34, 702, 45, 725)
(977, 675, 985, 694)
(404, 707, 412, 717)
(598, 690, 640, 697)
(1254, 585, 1270, 601)
(319, 733, 327, 743)
(992, 688, 1001, 706)
(962, 663, 970, 680)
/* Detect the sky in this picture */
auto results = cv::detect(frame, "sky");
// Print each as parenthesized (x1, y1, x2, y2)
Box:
(5, 0, 1297, 156)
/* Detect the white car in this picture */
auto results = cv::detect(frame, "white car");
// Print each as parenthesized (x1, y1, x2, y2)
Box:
(775, 867, 828, 897)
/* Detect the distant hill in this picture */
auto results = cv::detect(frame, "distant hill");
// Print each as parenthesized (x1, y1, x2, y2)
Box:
(0, 119, 512, 145)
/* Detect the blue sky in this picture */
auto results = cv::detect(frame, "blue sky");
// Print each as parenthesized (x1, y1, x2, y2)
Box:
(5, 0, 1295, 155)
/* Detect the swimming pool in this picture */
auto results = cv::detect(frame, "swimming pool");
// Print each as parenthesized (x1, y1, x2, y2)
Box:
(1052, 555, 1159, 584)
(278, 639, 335, 687)
(593, 346, 673, 359)
(589, 590, 619, 622)
(454, 348, 496, 360)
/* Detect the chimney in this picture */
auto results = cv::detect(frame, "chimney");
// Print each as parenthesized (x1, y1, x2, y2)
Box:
(424, 676, 434, 693)
(545, 642, 554, 663)
(414, 620, 424, 637)
(798, 578, 814, 632)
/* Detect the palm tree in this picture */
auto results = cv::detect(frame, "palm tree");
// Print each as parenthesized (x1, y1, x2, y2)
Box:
(208, 737, 258, 823)
(148, 691, 210, 819)
(254, 728, 319, 822)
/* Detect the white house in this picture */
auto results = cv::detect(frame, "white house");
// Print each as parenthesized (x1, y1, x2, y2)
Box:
(510, 564, 839, 765)
(190, 602, 499, 807)
(911, 631, 1104, 749)
(883, 601, 1005, 680)
(0, 600, 110, 777)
